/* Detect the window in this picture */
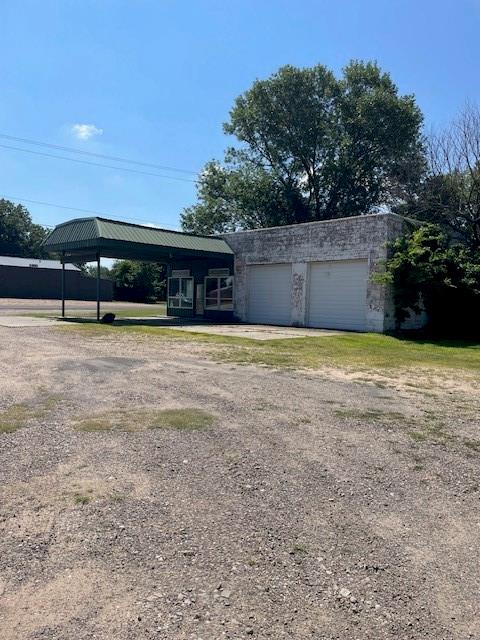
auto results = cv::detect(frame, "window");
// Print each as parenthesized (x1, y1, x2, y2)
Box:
(204, 276, 233, 310)
(168, 277, 194, 309)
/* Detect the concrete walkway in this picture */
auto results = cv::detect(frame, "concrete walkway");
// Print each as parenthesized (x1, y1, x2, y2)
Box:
(0, 314, 341, 339)
(0, 315, 59, 327)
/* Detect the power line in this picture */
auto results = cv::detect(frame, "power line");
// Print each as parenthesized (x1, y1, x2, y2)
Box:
(0, 143, 198, 183)
(0, 133, 199, 176)
(0, 194, 181, 230)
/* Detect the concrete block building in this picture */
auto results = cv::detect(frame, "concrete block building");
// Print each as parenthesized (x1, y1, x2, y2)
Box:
(44, 212, 421, 332)
(224, 213, 413, 332)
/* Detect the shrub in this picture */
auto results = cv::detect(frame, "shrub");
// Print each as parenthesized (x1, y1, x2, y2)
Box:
(378, 224, 480, 336)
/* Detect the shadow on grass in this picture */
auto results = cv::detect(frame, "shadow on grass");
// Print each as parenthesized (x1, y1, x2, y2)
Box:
(389, 332, 480, 350)
(58, 316, 226, 328)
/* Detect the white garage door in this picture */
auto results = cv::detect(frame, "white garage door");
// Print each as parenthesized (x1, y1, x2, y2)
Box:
(307, 260, 368, 331)
(247, 263, 292, 325)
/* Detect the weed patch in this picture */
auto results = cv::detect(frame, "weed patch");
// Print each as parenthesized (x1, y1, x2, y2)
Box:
(149, 408, 214, 431)
(110, 492, 127, 502)
(0, 404, 30, 433)
(0, 396, 59, 434)
(290, 543, 308, 556)
(74, 408, 215, 433)
(334, 408, 407, 421)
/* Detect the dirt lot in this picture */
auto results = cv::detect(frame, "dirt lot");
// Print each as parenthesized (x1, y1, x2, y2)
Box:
(0, 324, 479, 639)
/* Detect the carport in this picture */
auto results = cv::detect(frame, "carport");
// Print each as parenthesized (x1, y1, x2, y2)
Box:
(43, 216, 234, 320)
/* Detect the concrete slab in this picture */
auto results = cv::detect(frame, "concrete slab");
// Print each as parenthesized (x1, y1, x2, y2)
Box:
(172, 323, 340, 340)
(0, 315, 59, 328)
(0, 307, 342, 339)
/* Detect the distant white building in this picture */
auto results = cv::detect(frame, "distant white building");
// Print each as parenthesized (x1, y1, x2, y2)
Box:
(0, 256, 80, 270)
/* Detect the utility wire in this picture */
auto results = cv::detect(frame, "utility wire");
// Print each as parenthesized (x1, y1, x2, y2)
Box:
(0, 133, 199, 175)
(0, 194, 181, 230)
(0, 143, 198, 183)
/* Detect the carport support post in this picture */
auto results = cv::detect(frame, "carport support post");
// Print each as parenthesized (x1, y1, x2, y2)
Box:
(61, 251, 65, 318)
(96, 253, 101, 321)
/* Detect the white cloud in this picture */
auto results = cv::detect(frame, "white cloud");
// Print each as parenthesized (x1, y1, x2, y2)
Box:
(71, 123, 103, 140)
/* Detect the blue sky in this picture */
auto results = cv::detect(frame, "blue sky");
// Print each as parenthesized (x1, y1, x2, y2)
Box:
(1, 0, 479, 231)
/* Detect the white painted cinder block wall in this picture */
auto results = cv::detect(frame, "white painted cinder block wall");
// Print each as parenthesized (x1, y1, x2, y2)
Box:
(222, 213, 420, 333)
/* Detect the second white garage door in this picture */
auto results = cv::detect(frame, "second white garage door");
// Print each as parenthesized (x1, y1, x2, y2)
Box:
(307, 260, 368, 331)
(247, 263, 292, 325)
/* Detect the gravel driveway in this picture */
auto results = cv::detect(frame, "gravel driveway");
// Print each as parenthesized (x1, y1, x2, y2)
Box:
(0, 325, 479, 639)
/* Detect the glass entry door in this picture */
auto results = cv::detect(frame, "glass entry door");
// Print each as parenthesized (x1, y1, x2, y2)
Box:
(168, 276, 194, 309)
(204, 276, 234, 310)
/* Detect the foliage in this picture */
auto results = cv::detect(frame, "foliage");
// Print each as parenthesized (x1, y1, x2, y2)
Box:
(387, 104, 480, 336)
(397, 103, 480, 250)
(0, 199, 48, 257)
(378, 224, 480, 335)
(181, 161, 293, 232)
(182, 61, 424, 233)
(85, 264, 112, 279)
(110, 260, 166, 302)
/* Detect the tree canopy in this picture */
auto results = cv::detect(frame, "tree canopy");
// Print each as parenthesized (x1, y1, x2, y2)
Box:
(182, 61, 424, 233)
(378, 104, 480, 335)
(397, 103, 480, 250)
(0, 199, 48, 257)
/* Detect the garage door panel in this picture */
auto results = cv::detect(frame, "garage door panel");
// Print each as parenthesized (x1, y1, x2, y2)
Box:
(247, 264, 292, 325)
(307, 260, 367, 331)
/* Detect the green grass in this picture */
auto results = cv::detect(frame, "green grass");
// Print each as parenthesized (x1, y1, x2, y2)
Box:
(62, 324, 480, 373)
(408, 415, 455, 446)
(74, 408, 215, 432)
(75, 417, 114, 432)
(0, 396, 59, 434)
(0, 404, 31, 433)
(74, 493, 91, 505)
(30, 302, 167, 320)
(212, 334, 480, 372)
(334, 408, 407, 421)
(149, 408, 214, 430)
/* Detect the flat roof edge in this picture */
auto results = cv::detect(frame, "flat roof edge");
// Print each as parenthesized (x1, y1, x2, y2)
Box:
(221, 212, 411, 236)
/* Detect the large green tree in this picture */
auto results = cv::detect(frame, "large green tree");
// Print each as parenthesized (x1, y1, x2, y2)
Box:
(182, 61, 425, 233)
(0, 199, 48, 257)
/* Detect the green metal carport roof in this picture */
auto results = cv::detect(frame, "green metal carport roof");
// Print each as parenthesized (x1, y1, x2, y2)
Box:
(43, 216, 234, 262)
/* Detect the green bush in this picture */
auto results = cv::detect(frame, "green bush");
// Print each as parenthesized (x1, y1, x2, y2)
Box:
(110, 260, 166, 303)
(378, 224, 480, 336)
